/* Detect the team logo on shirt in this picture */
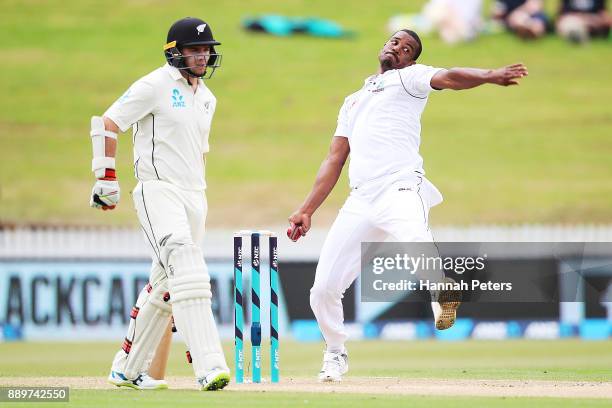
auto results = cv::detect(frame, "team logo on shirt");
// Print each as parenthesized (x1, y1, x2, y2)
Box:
(366, 78, 385, 93)
(171, 88, 186, 108)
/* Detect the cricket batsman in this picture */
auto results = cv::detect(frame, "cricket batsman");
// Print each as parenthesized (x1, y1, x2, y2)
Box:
(288, 29, 528, 382)
(88, 17, 230, 390)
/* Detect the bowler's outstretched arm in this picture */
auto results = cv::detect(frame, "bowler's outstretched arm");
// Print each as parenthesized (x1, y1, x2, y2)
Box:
(431, 63, 528, 90)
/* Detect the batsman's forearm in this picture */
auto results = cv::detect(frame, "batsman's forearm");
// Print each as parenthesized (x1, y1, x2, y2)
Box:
(103, 116, 119, 158)
(106, 137, 117, 158)
(299, 158, 344, 215)
(444, 68, 494, 90)
(91, 116, 118, 179)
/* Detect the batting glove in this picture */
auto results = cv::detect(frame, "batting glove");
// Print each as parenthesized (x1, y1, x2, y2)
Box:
(90, 179, 120, 210)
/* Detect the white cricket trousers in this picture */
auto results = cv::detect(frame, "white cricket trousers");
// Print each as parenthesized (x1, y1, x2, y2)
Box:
(111, 180, 210, 377)
(310, 177, 442, 352)
(133, 180, 207, 282)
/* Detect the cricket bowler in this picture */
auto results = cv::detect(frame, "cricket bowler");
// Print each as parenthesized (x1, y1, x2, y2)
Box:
(288, 29, 528, 382)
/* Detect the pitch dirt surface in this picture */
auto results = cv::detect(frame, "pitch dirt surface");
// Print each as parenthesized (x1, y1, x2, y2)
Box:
(2, 376, 611, 399)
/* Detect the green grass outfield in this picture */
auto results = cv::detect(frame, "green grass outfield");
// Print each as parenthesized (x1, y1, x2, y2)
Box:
(1, 0, 611, 227)
(1, 340, 611, 407)
(4, 391, 610, 408)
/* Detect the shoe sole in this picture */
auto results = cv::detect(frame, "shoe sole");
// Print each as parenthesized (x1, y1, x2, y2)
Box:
(108, 379, 168, 390)
(201, 372, 230, 391)
(435, 278, 462, 330)
(318, 368, 346, 383)
(318, 376, 342, 383)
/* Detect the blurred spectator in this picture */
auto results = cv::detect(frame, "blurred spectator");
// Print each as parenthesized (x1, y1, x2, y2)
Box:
(557, 0, 612, 43)
(387, 0, 484, 44)
(492, 0, 549, 39)
(423, 0, 484, 44)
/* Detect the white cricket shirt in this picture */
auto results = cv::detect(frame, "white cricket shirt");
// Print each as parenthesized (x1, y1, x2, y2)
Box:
(335, 64, 443, 193)
(104, 63, 216, 191)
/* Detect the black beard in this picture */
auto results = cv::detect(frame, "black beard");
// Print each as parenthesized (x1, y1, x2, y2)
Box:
(380, 57, 394, 72)
(186, 67, 206, 78)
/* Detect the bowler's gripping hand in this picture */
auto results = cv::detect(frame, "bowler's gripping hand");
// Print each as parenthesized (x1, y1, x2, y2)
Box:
(287, 211, 311, 242)
(90, 178, 120, 211)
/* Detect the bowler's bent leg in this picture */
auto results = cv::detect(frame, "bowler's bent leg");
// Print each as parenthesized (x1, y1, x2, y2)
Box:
(310, 196, 385, 352)
(375, 183, 460, 330)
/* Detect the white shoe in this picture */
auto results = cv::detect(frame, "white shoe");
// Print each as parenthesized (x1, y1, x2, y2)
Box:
(108, 371, 168, 390)
(318, 350, 348, 382)
(433, 277, 462, 330)
(197, 368, 230, 391)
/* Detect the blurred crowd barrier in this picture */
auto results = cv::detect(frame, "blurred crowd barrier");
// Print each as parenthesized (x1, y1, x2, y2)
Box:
(1, 225, 611, 342)
(3, 224, 612, 260)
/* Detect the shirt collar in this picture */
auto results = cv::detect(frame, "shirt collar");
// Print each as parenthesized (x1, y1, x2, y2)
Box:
(164, 63, 204, 88)
(164, 63, 185, 81)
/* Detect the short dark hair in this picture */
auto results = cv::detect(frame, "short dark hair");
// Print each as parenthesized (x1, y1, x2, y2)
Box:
(400, 29, 422, 61)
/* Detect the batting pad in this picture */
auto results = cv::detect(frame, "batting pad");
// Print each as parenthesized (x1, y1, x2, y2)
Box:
(168, 245, 228, 378)
(111, 281, 172, 379)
